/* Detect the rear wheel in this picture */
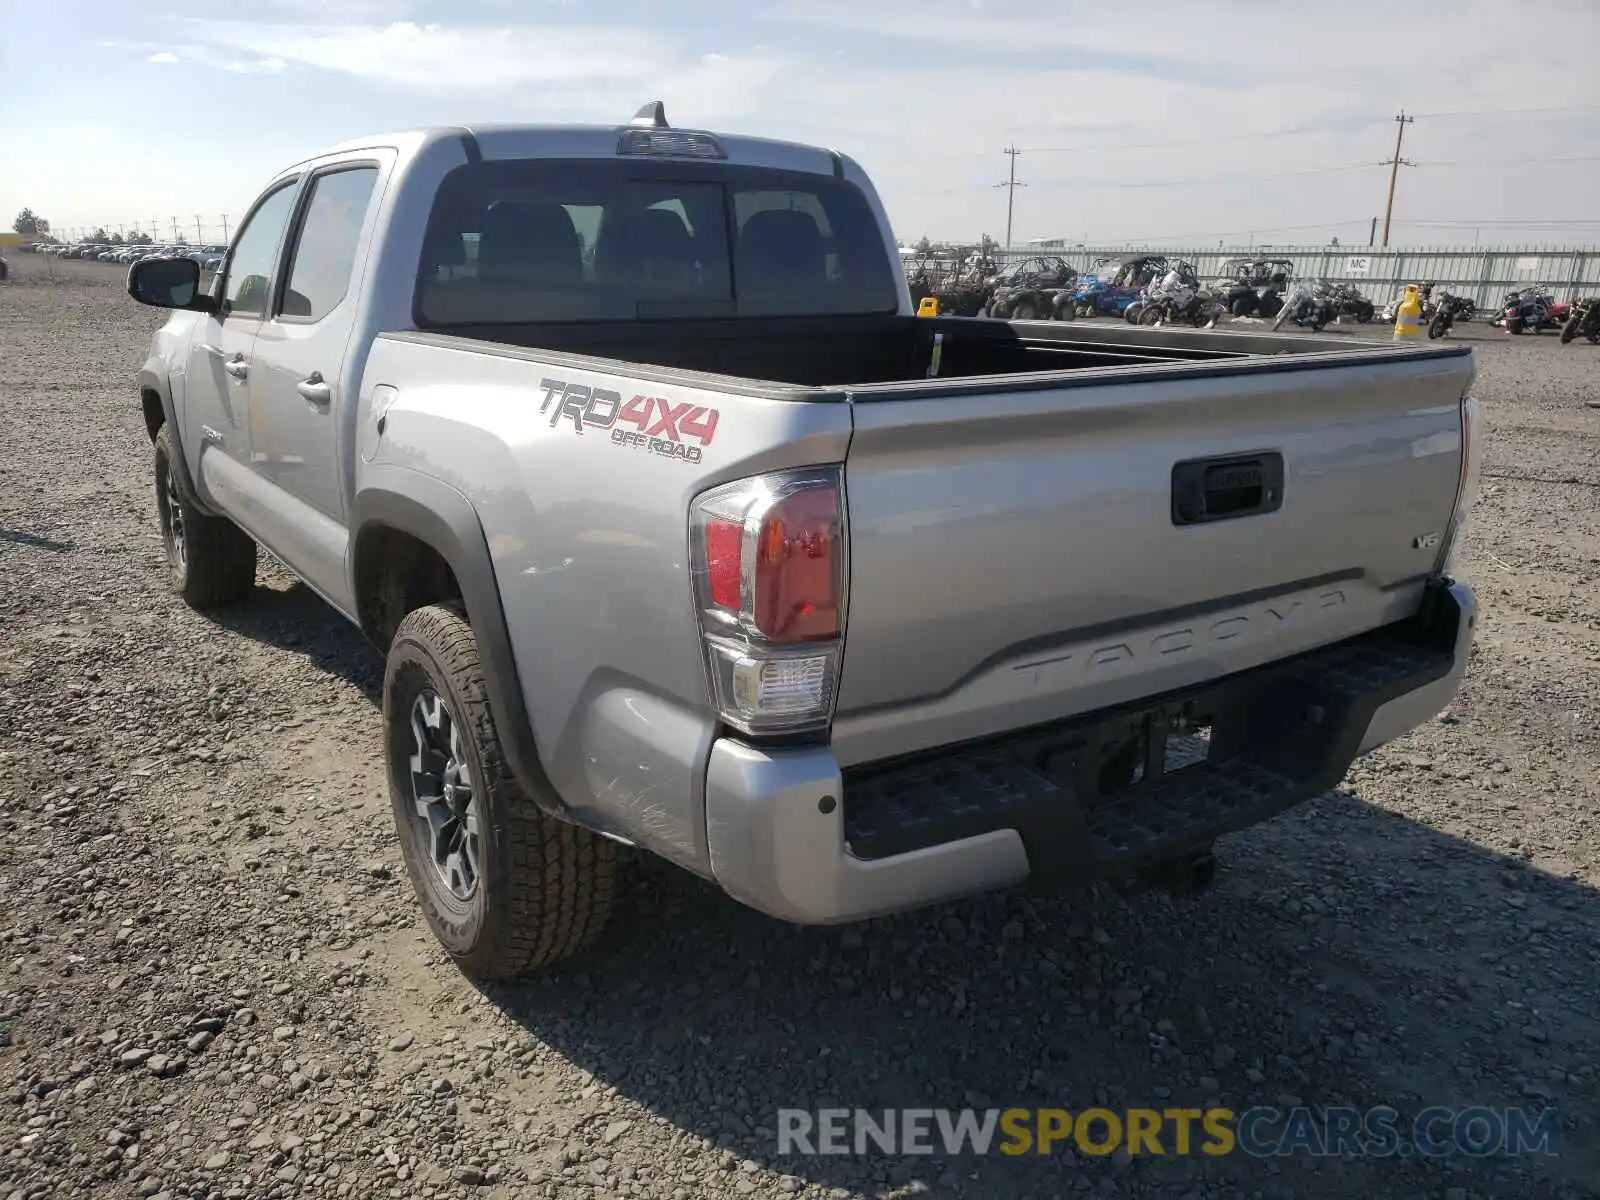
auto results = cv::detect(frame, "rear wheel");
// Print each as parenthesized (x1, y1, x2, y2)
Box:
(153, 425, 256, 609)
(1230, 297, 1253, 318)
(1507, 316, 1525, 335)
(1356, 302, 1374, 323)
(1259, 293, 1283, 319)
(385, 604, 617, 979)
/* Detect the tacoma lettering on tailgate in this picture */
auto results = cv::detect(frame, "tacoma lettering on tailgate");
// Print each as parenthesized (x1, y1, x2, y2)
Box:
(537, 376, 719, 464)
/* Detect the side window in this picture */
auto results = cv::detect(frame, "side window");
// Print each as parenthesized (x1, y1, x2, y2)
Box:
(281, 167, 380, 321)
(222, 183, 300, 320)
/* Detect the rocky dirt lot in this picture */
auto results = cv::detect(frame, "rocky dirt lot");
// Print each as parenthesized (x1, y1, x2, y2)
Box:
(1, 257, 1597, 1200)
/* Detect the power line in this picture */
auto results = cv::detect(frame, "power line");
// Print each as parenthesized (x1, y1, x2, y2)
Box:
(1026, 161, 1380, 191)
(1408, 102, 1600, 120)
(1018, 116, 1392, 155)
(1414, 154, 1600, 169)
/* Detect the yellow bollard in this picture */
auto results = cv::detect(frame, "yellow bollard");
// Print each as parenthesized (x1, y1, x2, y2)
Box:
(1393, 284, 1423, 341)
(917, 296, 940, 317)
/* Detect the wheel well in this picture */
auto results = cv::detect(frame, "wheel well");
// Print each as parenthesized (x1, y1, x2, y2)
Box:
(353, 525, 463, 650)
(140, 388, 165, 442)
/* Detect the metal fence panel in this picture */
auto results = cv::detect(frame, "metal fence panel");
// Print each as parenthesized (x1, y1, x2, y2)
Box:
(973, 244, 1600, 308)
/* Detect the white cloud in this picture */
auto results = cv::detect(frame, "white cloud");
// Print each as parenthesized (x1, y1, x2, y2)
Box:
(184, 20, 663, 92)
(224, 56, 289, 74)
(146, 51, 180, 64)
(30, 4, 1600, 245)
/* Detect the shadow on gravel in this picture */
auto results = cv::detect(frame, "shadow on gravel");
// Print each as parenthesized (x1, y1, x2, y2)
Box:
(0, 528, 74, 553)
(480, 793, 1599, 1200)
(188, 584, 1598, 1198)
(207, 579, 383, 703)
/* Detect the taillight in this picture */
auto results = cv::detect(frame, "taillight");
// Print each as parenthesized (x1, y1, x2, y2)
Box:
(690, 467, 847, 735)
(1436, 389, 1483, 576)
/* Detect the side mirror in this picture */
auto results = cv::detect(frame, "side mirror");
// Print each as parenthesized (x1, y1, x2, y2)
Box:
(127, 256, 215, 313)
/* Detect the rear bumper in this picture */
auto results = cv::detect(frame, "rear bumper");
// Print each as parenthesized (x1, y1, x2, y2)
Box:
(705, 578, 1476, 925)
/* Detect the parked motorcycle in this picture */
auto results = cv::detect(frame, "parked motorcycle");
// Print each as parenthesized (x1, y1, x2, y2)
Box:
(1501, 286, 1556, 335)
(1560, 297, 1600, 344)
(1135, 261, 1222, 328)
(1326, 281, 1375, 323)
(1427, 290, 1475, 339)
(1271, 280, 1337, 332)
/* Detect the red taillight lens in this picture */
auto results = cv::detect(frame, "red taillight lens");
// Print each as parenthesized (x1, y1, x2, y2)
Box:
(689, 468, 847, 735)
(753, 487, 840, 643)
(705, 517, 744, 610)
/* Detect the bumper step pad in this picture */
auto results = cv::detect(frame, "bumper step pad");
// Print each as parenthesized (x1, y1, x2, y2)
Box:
(841, 601, 1458, 886)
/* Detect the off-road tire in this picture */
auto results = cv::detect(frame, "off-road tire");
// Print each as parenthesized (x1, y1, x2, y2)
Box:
(1560, 317, 1579, 344)
(1230, 297, 1253, 318)
(153, 425, 256, 608)
(1011, 299, 1039, 321)
(384, 603, 616, 979)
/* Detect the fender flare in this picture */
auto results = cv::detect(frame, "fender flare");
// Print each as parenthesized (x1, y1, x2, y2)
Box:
(137, 363, 219, 516)
(351, 466, 565, 820)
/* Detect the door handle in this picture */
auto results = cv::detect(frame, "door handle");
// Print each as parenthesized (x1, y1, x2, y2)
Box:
(297, 372, 333, 407)
(223, 357, 249, 380)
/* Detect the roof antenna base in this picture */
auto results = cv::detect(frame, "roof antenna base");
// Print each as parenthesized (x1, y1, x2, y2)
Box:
(630, 101, 669, 129)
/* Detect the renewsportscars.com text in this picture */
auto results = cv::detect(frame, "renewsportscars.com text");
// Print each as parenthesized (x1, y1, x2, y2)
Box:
(776, 1106, 1560, 1159)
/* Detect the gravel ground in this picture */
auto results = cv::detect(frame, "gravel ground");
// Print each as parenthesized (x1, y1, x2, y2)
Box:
(2, 257, 1598, 1200)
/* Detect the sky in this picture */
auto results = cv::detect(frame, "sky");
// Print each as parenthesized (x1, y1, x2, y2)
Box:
(4, 0, 1599, 248)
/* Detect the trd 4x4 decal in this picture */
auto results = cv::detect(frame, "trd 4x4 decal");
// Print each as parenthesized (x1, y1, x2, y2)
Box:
(538, 377, 720, 465)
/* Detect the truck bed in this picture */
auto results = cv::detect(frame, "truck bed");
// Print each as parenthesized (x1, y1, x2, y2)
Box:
(367, 319, 1473, 776)
(384, 313, 1293, 393)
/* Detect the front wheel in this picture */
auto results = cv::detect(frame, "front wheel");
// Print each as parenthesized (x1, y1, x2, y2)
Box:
(1429, 313, 1450, 339)
(1010, 299, 1039, 321)
(1507, 316, 1525, 335)
(1356, 303, 1374, 323)
(153, 425, 256, 608)
(384, 604, 617, 980)
(1230, 297, 1254, 318)
(1560, 317, 1579, 344)
(1138, 305, 1163, 326)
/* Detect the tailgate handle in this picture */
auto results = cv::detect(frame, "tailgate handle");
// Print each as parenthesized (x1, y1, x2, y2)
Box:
(1172, 452, 1284, 525)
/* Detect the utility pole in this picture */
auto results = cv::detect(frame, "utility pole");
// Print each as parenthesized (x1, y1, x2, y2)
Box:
(1369, 216, 1378, 247)
(1380, 111, 1415, 248)
(195, 215, 204, 243)
(172, 217, 181, 242)
(995, 146, 1026, 251)
(221, 214, 230, 241)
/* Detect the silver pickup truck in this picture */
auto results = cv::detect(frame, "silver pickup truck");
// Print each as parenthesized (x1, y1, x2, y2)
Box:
(128, 103, 1482, 980)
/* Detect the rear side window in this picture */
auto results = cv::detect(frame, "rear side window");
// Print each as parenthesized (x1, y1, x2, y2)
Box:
(281, 166, 379, 321)
(415, 159, 897, 325)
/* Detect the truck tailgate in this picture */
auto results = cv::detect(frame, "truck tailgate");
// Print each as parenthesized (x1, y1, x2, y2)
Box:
(832, 351, 1474, 766)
